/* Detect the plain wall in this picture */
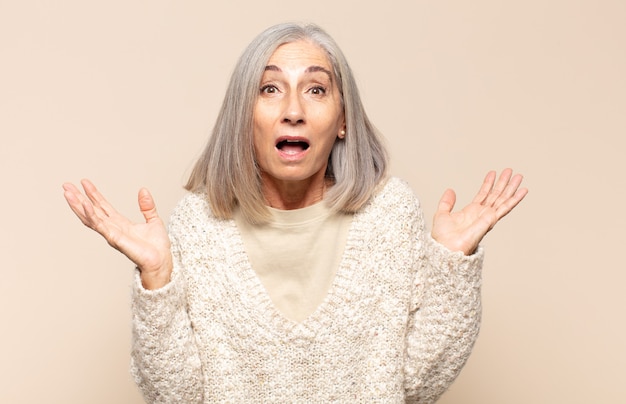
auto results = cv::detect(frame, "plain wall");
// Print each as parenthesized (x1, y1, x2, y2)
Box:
(1, 1, 624, 403)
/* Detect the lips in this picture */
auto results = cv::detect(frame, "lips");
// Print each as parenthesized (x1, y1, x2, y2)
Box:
(275, 137, 310, 155)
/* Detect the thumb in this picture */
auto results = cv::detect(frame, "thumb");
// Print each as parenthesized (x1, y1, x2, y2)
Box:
(436, 188, 457, 215)
(138, 188, 159, 223)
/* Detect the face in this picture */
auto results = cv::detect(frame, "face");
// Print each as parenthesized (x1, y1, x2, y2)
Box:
(253, 40, 345, 190)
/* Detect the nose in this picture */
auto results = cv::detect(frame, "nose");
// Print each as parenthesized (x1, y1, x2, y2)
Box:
(282, 92, 305, 125)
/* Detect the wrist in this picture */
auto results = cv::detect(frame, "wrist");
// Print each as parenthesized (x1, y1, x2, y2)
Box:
(138, 261, 172, 290)
(430, 233, 477, 256)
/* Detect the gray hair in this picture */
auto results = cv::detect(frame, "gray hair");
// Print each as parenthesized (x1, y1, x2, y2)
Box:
(185, 22, 388, 224)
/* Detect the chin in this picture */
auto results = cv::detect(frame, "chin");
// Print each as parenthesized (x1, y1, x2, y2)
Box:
(262, 169, 324, 184)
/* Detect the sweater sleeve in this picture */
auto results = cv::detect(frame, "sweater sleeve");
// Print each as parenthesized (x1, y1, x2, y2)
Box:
(130, 233, 204, 403)
(404, 217, 483, 403)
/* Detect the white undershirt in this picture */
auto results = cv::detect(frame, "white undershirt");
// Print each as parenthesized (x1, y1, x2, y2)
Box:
(234, 202, 352, 323)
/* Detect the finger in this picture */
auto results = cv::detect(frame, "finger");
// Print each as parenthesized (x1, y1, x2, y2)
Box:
(495, 187, 528, 220)
(80, 196, 102, 228)
(483, 168, 513, 207)
(62, 183, 90, 223)
(138, 188, 160, 223)
(492, 173, 524, 209)
(63, 183, 109, 233)
(471, 170, 496, 204)
(436, 188, 457, 214)
(63, 182, 107, 226)
(80, 179, 118, 217)
(79, 192, 126, 245)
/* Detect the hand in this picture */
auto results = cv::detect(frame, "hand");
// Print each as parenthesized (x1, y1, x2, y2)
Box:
(431, 168, 528, 255)
(62, 179, 173, 289)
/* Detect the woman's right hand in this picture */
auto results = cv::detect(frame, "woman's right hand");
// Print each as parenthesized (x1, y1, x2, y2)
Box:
(62, 179, 173, 290)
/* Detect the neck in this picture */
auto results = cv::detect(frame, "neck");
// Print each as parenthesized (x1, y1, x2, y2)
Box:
(260, 173, 329, 210)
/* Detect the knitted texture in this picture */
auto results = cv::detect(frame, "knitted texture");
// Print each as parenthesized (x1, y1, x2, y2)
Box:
(130, 177, 483, 403)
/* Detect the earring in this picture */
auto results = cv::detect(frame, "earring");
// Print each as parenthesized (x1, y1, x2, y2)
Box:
(339, 129, 346, 139)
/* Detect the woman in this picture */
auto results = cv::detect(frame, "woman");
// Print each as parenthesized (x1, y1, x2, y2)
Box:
(63, 23, 527, 403)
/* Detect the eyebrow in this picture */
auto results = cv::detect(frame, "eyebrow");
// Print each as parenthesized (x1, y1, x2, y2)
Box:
(264, 65, 333, 81)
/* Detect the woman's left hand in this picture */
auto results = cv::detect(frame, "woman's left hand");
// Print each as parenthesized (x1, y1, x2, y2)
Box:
(431, 168, 528, 255)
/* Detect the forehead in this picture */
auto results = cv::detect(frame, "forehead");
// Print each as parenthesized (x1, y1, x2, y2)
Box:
(266, 40, 332, 70)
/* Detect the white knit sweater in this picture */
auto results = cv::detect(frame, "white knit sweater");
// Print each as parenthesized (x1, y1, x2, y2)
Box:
(130, 177, 483, 403)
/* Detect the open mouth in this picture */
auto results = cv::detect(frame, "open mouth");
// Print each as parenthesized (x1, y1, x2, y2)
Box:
(276, 139, 310, 154)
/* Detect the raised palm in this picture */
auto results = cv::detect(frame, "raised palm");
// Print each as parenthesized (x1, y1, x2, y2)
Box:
(431, 169, 528, 255)
(62, 179, 172, 289)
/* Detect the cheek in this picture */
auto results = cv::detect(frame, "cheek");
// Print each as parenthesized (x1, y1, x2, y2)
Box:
(253, 107, 276, 138)
(252, 116, 270, 146)
(252, 132, 269, 164)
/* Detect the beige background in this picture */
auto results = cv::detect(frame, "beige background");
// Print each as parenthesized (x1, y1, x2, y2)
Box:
(1, 1, 624, 403)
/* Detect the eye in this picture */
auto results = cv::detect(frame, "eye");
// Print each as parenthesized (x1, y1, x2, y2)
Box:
(309, 86, 326, 95)
(260, 84, 279, 94)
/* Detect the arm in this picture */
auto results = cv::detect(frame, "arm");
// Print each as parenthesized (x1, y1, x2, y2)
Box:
(404, 236, 483, 403)
(130, 233, 204, 403)
(63, 180, 203, 401)
(404, 169, 527, 402)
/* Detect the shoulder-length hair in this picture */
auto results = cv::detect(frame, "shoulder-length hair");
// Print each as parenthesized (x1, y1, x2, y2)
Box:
(185, 22, 388, 224)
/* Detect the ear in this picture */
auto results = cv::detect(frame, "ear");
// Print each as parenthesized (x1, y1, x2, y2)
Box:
(338, 118, 346, 139)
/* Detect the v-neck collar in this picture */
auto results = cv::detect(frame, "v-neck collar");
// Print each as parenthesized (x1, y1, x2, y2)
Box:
(224, 208, 369, 340)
